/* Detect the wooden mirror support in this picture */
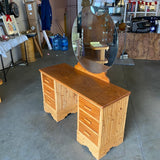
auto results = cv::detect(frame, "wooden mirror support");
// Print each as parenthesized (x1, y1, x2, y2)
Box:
(74, 62, 110, 83)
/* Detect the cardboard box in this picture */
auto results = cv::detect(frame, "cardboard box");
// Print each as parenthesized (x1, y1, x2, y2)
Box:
(25, 2, 36, 20)
(28, 19, 37, 30)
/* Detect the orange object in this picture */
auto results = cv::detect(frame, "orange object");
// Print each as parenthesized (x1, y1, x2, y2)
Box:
(119, 23, 126, 31)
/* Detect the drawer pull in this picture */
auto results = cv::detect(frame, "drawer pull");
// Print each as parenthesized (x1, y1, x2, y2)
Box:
(44, 79, 50, 84)
(84, 118, 92, 125)
(84, 131, 91, 137)
(84, 105, 92, 111)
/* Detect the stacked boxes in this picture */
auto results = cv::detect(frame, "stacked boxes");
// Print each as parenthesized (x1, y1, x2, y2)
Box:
(25, 1, 38, 31)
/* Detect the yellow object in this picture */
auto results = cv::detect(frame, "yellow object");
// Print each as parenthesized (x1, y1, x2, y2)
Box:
(21, 37, 36, 63)
(90, 42, 102, 47)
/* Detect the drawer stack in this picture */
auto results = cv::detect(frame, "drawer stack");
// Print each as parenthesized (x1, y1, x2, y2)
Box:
(40, 73, 78, 122)
(42, 74, 56, 111)
(77, 96, 129, 160)
(78, 96, 100, 146)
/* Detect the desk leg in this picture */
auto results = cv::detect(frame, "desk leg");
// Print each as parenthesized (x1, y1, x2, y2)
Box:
(10, 49, 15, 67)
(24, 42, 28, 65)
(99, 49, 105, 61)
(33, 37, 43, 57)
(0, 55, 7, 82)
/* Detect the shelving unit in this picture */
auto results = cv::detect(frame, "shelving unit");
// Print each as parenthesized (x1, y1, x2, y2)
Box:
(124, 0, 159, 22)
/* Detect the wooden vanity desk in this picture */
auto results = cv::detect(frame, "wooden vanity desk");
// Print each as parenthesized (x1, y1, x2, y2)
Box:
(39, 63, 130, 160)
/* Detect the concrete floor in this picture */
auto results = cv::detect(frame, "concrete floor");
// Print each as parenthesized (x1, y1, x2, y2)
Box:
(0, 47, 160, 160)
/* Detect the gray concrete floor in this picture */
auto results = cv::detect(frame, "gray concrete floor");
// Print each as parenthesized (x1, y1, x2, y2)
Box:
(0, 47, 160, 160)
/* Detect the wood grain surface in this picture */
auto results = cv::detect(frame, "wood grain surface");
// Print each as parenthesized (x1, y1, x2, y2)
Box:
(77, 95, 129, 160)
(74, 62, 110, 83)
(118, 32, 160, 60)
(39, 63, 130, 108)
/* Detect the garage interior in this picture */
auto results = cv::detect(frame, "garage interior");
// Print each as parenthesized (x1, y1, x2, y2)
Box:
(0, 0, 160, 160)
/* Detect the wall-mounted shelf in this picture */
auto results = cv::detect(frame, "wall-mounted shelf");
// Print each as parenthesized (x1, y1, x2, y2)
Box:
(124, 0, 159, 22)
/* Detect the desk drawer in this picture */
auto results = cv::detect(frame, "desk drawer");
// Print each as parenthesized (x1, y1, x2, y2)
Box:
(43, 84, 55, 99)
(44, 94, 55, 110)
(79, 97, 100, 121)
(79, 122, 98, 146)
(79, 109, 99, 134)
(42, 74, 54, 89)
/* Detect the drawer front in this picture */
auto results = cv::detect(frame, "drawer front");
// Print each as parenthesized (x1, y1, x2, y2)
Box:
(44, 94, 55, 110)
(79, 122, 98, 146)
(42, 74, 54, 89)
(79, 97, 100, 121)
(43, 84, 55, 99)
(79, 109, 99, 134)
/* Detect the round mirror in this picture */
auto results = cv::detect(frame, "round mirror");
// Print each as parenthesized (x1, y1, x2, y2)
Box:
(72, 5, 118, 73)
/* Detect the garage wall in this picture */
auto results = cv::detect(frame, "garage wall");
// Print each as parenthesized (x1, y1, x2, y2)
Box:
(0, 0, 29, 70)
(49, 0, 67, 35)
(49, 0, 77, 37)
(66, 0, 77, 37)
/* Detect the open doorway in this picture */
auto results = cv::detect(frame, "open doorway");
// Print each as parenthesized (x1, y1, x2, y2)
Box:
(49, 0, 77, 38)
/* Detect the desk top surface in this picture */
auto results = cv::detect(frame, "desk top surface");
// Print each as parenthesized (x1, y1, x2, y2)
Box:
(39, 63, 130, 108)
